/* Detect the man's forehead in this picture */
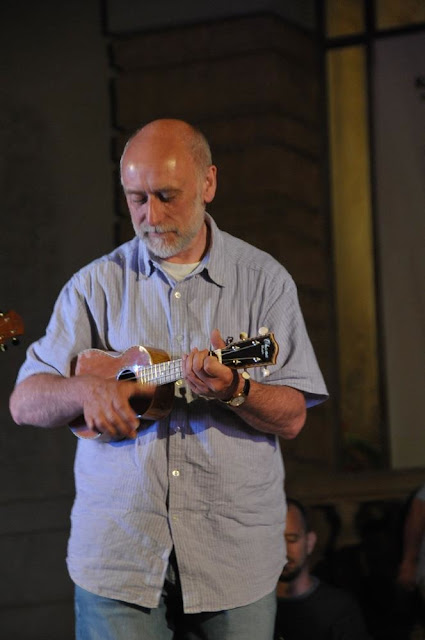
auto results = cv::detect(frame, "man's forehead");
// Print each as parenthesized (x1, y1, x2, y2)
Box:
(286, 505, 306, 530)
(121, 162, 189, 194)
(121, 142, 197, 183)
(124, 156, 178, 175)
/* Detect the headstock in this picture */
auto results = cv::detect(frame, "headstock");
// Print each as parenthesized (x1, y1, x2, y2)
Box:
(0, 310, 24, 351)
(219, 333, 278, 370)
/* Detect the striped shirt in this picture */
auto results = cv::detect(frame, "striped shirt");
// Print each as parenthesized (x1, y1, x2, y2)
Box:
(16, 214, 328, 613)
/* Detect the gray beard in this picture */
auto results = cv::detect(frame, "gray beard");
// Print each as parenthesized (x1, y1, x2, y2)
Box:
(137, 231, 188, 259)
(134, 213, 205, 260)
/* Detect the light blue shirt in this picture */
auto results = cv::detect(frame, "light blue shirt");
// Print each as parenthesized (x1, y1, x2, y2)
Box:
(16, 214, 328, 613)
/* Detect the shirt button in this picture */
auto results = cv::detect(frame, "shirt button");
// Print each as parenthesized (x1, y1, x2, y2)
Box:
(174, 291, 181, 299)
(172, 469, 180, 477)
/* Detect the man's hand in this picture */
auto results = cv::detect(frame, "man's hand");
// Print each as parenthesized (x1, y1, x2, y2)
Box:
(10, 372, 154, 440)
(182, 329, 240, 401)
(181, 329, 306, 438)
(79, 376, 155, 440)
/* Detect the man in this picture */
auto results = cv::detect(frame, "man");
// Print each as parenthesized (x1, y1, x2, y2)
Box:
(397, 484, 425, 636)
(275, 498, 371, 640)
(398, 484, 425, 600)
(10, 119, 328, 640)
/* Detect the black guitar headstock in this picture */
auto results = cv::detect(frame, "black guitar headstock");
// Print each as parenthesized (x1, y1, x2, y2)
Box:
(219, 333, 278, 369)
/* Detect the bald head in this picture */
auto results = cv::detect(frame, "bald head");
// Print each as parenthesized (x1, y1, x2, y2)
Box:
(121, 119, 212, 180)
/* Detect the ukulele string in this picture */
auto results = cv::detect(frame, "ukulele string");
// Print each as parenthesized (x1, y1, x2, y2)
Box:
(133, 358, 184, 385)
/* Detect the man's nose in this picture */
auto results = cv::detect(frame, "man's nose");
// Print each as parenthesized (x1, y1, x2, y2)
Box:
(146, 197, 162, 227)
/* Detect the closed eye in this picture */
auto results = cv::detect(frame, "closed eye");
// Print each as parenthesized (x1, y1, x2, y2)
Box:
(285, 534, 302, 544)
(128, 193, 147, 205)
(126, 188, 180, 205)
(157, 192, 172, 203)
(156, 190, 180, 203)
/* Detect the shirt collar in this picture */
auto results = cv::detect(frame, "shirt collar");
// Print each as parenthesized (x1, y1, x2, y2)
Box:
(200, 214, 226, 287)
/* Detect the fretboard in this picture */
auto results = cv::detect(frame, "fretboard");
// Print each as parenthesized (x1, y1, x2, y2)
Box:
(137, 358, 184, 386)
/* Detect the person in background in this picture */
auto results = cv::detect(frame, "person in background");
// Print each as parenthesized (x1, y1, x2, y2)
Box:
(275, 498, 371, 640)
(398, 484, 425, 600)
(397, 484, 425, 637)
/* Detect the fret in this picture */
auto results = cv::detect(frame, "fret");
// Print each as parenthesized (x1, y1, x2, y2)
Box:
(137, 358, 184, 386)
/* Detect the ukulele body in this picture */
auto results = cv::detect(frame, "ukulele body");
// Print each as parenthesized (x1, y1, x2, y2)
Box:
(70, 345, 175, 440)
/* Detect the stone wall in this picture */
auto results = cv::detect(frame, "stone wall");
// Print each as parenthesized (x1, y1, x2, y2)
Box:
(0, 1, 113, 636)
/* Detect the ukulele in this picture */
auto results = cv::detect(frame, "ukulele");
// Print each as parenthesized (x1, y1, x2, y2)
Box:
(70, 332, 278, 440)
(0, 310, 24, 352)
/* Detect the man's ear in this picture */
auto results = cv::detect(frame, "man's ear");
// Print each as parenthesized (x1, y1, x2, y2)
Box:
(202, 165, 217, 204)
(306, 531, 317, 555)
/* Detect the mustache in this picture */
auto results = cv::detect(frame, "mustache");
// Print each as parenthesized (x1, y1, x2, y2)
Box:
(139, 224, 177, 234)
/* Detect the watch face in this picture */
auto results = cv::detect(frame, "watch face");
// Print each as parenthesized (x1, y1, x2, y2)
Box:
(229, 395, 246, 407)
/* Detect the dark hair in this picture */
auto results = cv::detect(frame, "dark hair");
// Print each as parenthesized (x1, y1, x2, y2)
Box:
(286, 497, 313, 533)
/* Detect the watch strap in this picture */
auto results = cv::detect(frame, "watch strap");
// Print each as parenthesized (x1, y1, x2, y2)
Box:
(222, 372, 251, 406)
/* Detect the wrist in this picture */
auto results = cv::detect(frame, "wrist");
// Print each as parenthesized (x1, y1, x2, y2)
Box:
(220, 371, 251, 407)
(220, 370, 241, 402)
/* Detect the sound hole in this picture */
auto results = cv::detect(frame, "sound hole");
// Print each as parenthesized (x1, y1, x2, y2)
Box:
(117, 368, 135, 381)
(117, 367, 151, 418)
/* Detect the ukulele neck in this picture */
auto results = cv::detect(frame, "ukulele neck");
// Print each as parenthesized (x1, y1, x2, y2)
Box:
(137, 358, 184, 386)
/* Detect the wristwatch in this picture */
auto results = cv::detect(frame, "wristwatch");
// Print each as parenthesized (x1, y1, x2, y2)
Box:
(222, 372, 251, 407)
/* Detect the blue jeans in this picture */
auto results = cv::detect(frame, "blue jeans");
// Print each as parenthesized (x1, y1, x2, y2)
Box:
(75, 583, 276, 640)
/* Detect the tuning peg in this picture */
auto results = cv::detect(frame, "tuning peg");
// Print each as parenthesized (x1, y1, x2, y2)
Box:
(239, 332, 248, 340)
(0, 343, 7, 352)
(261, 367, 270, 378)
(12, 337, 20, 346)
(258, 327, 269, 336)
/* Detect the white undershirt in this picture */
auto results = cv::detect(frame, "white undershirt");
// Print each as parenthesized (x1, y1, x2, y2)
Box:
(159, 260, 201, 282)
